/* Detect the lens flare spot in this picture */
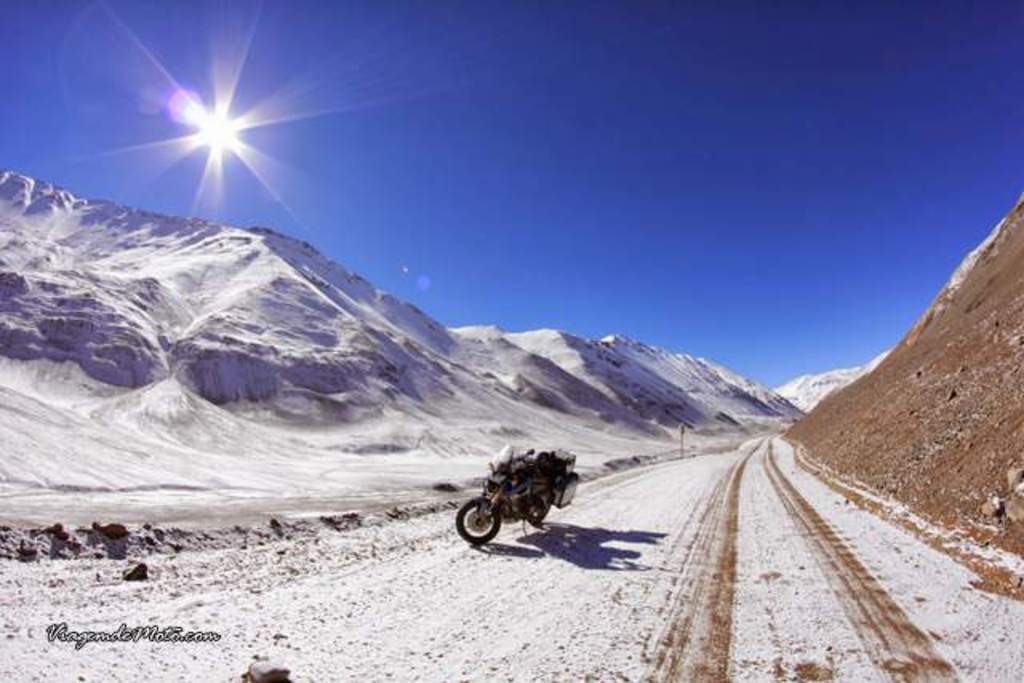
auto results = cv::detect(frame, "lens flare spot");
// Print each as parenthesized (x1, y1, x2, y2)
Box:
(167, 89, 203, 125)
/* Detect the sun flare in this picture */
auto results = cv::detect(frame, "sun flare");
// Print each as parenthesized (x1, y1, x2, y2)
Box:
(93, 4, 316, 216)
(185, 102, 241, 156)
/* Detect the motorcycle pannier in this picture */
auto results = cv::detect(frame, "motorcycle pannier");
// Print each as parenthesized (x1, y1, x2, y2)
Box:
(553, 472, 579, 508)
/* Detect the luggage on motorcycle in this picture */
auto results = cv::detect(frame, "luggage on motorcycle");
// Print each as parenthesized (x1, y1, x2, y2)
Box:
(537, 449, 576, 476)
(554, 449, 576, 474)
(553, 471, 579, 508)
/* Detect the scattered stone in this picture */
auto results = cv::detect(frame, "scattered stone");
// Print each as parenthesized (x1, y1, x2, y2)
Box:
(17, 541, 38, 561)
(1008, 466, 1024, 493)
(123, 563, 149, 581)
(981, 496, 1005, 518)
(247, 660, 291, 683)
(43, 523, 70, 542)
(947, 388, 958, 401)
(793, 661, 835, 681)
(432, 482, 460, 493)
(92, 522, 129, 540)
(269, 518, 282, 531)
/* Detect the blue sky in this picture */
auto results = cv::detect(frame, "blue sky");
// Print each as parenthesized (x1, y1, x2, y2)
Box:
(1, 1, 1021, 386)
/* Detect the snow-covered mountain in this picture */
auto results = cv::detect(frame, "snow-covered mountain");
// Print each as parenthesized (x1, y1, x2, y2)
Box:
(0, 170, 796, 497)
(488, 329, 800, 426)
(775, 350, 889, 412)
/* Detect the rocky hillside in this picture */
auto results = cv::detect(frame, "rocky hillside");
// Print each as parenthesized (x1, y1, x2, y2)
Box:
(788, 194, 1024, 552)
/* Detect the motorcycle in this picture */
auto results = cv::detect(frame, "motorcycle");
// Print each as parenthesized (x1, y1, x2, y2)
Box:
(455, 448, 579, 545)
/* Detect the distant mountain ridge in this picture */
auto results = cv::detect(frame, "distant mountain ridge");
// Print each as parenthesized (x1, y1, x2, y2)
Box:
(775, 350, 889, 412)
(0, 169, 798, 490)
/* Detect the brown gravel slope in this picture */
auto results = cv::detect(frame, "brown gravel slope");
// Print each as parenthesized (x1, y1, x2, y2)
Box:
(788, 194, 1024, 554)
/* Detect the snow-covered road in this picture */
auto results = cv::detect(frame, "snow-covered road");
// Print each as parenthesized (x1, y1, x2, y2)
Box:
(3, 438, 1023, 681)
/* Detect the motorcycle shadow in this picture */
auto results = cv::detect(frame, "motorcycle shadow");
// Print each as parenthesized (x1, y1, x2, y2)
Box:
(474, 543, 546, 560)
(481, 523, 667, 571)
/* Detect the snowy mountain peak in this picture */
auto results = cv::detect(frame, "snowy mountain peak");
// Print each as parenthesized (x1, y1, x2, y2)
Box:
(599, 333, 636, 346)
(775, 349, 889, 412)
(0, 170, 81, 215)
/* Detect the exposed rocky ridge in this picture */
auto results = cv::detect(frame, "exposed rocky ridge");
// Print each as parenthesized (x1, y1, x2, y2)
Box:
(789, 193, 1024, 554)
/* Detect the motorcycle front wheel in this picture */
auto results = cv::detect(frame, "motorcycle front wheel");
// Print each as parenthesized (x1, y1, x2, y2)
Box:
(456, 497, 502, 545)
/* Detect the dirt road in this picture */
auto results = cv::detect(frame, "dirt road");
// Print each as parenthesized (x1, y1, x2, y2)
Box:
(2, 438, 1022, 681)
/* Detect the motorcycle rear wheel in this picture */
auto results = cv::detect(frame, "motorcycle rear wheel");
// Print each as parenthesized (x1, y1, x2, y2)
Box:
(456, 498, 502, 545)
(523, 494, 550, 529)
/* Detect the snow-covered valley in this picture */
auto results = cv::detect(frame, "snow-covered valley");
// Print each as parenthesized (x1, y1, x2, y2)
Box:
(0, 170, 798, 518)
(3, 171, 1023, 683)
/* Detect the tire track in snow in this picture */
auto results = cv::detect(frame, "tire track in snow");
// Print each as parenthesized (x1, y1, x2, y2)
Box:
(649, 438, 761, 681)
(640, 466, 724, 663)
(764, 443, 957, 682)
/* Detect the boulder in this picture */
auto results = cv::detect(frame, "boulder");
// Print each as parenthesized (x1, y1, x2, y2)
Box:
(123, 563, 149, 581)
(248, 661, 291, 683)
(1007, 496, 1024, 524)
(1008, 466, 1024, 493)
(92, 522, 129, 540)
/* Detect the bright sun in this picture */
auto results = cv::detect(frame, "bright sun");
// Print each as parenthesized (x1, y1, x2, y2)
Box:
(197, 111, 241, 154)
(183, 100, 241, 155)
